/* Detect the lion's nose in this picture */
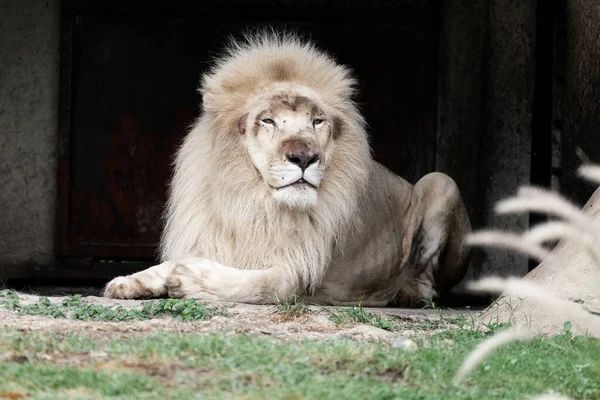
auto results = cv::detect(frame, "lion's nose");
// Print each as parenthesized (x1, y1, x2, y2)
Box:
(286, 152, 320, 171)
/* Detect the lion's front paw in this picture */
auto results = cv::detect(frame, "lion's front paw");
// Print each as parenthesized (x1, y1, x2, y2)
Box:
(104, 276, 153, 299)
(165, 264, 193, 298)
(166, 263, 218, 301)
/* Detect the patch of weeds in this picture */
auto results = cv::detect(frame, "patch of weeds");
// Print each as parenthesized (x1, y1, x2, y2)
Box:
(371, 316, 398, 332)
(0, 290, 20, 311)
(328, 304, 372, 324)
(143, 298, 228, 321)
(61, 294, 83, 307)
(419, 298, 439, 310)
(482, 321, 512, 334)
(0, 291, 227, 322)
(278, 295, 310, 318)
(20, 297, 66, 318)
(328, 304, 399, 331)
(561, 320, 573, 339)
(0, 292, 67, 318)
(433, 321, 512, 343)
(70, 304, 149, 322)
(70, 299, 222, 322)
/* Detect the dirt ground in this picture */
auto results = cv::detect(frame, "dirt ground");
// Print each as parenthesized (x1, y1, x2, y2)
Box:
(0, 293, 476, 344)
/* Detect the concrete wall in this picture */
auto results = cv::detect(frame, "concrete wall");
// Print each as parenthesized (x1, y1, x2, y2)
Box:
(438, 0, 537, 283)
(0, 0, 61, 267)
(476, 0, 537, 279)
(562, 0, 600, 205)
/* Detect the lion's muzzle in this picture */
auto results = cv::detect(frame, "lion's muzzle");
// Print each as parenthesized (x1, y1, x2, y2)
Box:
(282, 139, 321, 172)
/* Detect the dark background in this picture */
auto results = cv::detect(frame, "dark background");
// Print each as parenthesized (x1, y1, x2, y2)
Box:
(57, 0, 441, 261)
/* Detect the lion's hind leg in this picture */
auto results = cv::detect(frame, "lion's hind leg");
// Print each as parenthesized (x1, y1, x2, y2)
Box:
(408, 172, 472, 302)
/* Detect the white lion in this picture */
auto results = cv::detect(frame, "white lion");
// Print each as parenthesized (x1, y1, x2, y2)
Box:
(104, 32, 471, 306)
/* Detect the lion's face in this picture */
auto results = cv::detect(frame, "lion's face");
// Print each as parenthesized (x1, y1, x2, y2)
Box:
(239, 84, 337, 209)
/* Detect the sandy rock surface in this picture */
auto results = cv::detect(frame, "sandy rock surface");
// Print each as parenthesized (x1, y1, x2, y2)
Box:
(0, 293, 472, 343)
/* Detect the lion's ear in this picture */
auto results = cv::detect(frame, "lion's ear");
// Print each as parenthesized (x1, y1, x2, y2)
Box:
(238, 113, 249, 135)
(201, 89, 217, 113)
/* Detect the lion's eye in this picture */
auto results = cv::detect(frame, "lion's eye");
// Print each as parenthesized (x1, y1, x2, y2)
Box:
(313, 119, 324, 126)
(261, 118, 275, 125)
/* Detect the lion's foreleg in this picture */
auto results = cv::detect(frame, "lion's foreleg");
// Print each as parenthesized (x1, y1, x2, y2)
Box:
(165, 259, 298, 304)
(104, 258, 299, 303)
(103, 258, 208, 299)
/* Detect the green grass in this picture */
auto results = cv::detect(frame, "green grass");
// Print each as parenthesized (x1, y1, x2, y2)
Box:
(328, 303, 400, 331)
(0, 327, 598, 399)
(0, 290, 227, 322)
(1, 291, 598, 399)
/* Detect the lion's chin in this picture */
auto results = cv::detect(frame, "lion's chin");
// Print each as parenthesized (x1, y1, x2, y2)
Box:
(272, 184, 318, 209)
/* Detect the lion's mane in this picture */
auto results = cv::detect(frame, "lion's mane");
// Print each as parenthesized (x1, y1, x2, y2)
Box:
(159, 31, 372, 293)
